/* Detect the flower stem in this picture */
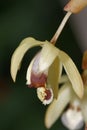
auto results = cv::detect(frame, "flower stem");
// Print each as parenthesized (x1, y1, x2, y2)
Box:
(50, 11, 72, 45)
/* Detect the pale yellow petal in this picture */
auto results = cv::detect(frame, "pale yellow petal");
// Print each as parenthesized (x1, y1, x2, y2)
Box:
(10, 37, 44, 82)
(45, 82, 72, 129)
(26, 57, 35, 85)
(59, 50, 84, 98)
(47, 57, 62, 99)
(39, 41, 59, 71)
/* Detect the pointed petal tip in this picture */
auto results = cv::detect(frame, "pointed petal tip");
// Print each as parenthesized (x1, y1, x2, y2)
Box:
(11, 76, 16, 82)
(73, 76, 84, 99)
(79, 86, 84, 99)
(71, 77, 84, 99)
(10, 58, 17, 82)
(10, 63, 17, 82)
(12, 76, 16, 82)
(44, 120, 51, 129)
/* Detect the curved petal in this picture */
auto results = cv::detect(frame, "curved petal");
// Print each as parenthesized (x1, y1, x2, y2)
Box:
(47, 57, 62, 99)
(39, 41, 59, 71)
(26, 57, 35, 85)
(59, 50, 84, 98)
(45, 82, 72, 129)
(10, 37, 44, 82)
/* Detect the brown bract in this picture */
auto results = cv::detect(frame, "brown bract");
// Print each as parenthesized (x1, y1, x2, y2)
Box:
(64, 0, 87, 13)
(82, 51, 87, 70)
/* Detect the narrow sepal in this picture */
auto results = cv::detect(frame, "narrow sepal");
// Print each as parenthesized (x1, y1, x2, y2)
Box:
(59, 50, 84, 98)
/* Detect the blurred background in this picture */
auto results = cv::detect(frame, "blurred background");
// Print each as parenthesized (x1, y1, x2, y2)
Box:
(0, 0, 86, 130)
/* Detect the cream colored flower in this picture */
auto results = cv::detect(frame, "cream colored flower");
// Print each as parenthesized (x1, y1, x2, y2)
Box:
(10, 37, 83, 105)
(45, 51, 87, 130)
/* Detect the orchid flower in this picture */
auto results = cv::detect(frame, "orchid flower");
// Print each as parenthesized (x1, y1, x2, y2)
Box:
(10, 37, 83, 105)
(45, 51, 87, 130)
(10, 3, 84, 105)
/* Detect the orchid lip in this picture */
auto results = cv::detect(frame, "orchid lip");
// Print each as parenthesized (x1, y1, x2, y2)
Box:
(37, 87, 53, 105)
(26, 51, 48, 88)
(28, 72, 47, 88)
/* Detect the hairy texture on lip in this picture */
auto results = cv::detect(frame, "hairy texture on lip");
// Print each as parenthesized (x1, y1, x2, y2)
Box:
(45, 89, 52, 100)
(29, 72, 47, 88)
(37, 87, 53, 105)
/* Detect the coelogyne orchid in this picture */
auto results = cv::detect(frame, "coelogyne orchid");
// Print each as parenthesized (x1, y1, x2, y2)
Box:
(10, 37, 83, 105)
(45, 51, 87, 130)
(10, 0, 86, 105)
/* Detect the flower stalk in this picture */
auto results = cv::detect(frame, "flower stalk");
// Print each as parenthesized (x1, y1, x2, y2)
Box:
(50, 12, 72, 44)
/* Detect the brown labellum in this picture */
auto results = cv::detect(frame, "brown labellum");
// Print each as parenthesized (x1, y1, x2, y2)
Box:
(29, 72, 47, 88)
